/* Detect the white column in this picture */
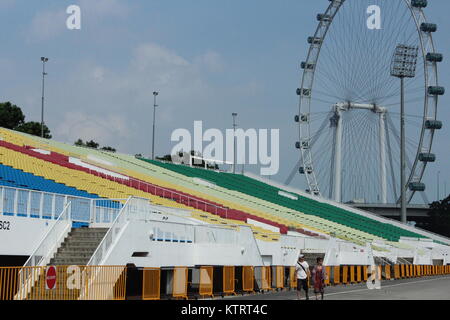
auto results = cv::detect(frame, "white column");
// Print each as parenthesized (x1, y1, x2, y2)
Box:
(379, 112, 387, 204)
(13, 189, 18, 216)
(0, 188, 4, 214)
(333, 108, 343, 203)
(27, 191, 32, 217)
(40, 192, 44, 218)
(90, 199, 95, 224)
(51, 194, 56, 219)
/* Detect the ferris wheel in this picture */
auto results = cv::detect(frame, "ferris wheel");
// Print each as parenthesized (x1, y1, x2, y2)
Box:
(294, 0, 444, 204)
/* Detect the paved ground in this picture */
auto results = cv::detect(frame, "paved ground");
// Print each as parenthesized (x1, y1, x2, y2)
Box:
(224, 275, 450, 300)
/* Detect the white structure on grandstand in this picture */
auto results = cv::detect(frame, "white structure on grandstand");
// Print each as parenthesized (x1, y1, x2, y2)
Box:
(1, 183, 449, 270)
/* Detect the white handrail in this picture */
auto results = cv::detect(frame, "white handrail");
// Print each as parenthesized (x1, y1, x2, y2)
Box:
(23, 202, 72, 267)
(87, 197, 134, 266)
(14, 202, 72, 300)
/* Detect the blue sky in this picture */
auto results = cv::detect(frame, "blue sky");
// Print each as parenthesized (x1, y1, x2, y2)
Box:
(1, 0, 449, 203)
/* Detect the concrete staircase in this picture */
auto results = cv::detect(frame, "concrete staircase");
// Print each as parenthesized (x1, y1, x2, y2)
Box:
(49, 228, 108, 266)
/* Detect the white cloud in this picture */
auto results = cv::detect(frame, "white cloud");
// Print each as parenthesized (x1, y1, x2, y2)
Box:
(55, 112, 130, 147)
(132, 43, 190, 73)
(15, 41, 257, 158)
(27, 9, 66, 42)
(194, 51, 225, 72)
(78, 0, 130, 19)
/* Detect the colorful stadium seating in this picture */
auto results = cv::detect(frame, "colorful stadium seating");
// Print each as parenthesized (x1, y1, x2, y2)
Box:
(0, 129, 282, 240)
(143, 160, 427, 242)
(0, 127, 430, 245)
(0, 164, 100, 199)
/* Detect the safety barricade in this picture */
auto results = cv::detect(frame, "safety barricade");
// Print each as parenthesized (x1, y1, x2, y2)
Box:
(223, 266, 235, 296)
(199, 266, 214, 298)
(242, 266, 254, 293)
(142, 268, 160, 300)
(173, 267, 188, 299)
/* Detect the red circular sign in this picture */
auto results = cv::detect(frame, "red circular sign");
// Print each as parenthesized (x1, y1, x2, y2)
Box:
(46, 266, 57, 290)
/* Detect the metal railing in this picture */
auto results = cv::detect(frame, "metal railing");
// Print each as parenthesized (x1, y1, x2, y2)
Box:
(0, 185, 83, 221)
(1, 265, 126, 300)
(223, 266, 235, 296)
(0, 185, 124, 224)
(199, 267, 214, 298)
(91, 199, 124, 224)
(87, 197, 135, 266)
(172, 267, 189, 299)
(4, 263, 447, 301)
(78, 266, 127, 300)
(242, 266, 255, 292)
(142, 268, 161, 300)
(23, 202, 72, 268)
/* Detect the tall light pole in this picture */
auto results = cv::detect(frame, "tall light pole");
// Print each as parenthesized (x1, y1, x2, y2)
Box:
(151, 91, 159, 160)
(390, 44, 418, 224)
(40, 57, 49, 138)
(232, 113, 238, 174)
(445, 182, 447, 200)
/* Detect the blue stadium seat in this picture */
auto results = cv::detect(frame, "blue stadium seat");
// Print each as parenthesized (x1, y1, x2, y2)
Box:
(0, 164, 100, 199)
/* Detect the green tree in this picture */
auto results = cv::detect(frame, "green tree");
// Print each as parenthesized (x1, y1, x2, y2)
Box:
(15, 121, 52, 139)
(85, 140, 99, 149)
(101, 146, 116, 153)
(156, 154, 172, 162)
(74, 138, 116, 152)
(427, 196, 450, 237)
(0, 102, 25, 129)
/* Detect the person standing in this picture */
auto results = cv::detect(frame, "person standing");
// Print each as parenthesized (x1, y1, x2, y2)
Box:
(311, 257, 327, 300)
(295, 254, 310, 300)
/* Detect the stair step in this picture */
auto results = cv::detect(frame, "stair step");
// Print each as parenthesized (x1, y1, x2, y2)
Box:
(53, 254, 93, 260)
(71, 228, 108, 232)
(62, 238, 104, 244)
(60, 243, 100, 249)
(50, 258, 90, 265)
(67, 233, 107, 238)
(48, 227, 107, 267)
(57, 247, 97, 253)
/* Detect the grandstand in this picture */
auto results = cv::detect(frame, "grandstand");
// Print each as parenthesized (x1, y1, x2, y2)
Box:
(0, 126, 449, 300)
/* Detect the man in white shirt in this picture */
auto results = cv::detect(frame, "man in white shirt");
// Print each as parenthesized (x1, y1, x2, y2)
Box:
(295, 254, 310, 300)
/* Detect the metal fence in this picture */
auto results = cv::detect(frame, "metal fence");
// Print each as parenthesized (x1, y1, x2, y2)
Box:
(0, 185, 124, 224)
(173, 267, 189, 299)
(0, 265, 126, 300)
(142, 268, 161, 300)
(2, 264, 447, 300)
(199, 267, 214, 298)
